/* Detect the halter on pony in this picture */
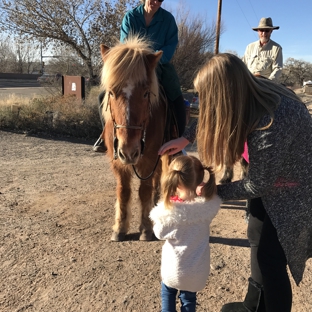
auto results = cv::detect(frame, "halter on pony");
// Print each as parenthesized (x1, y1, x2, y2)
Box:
(104, 94, 150, 160)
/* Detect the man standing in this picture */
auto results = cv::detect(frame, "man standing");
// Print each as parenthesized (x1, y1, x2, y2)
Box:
(242, 17, 283, 81)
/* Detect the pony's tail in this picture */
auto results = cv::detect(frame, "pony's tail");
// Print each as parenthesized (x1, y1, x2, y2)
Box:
(201, 166, 217, 200)
(161, 153, 174, 209)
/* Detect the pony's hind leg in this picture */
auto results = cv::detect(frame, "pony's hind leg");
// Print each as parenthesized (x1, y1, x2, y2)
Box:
(111, 168, 132, 241)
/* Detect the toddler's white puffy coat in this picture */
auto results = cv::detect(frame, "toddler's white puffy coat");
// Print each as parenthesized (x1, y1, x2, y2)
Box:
(149, 195, 221, 292)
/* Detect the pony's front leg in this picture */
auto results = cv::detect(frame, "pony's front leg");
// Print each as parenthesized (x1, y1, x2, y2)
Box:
(138, 177, 159, 241)
(111, 169, 132, 241)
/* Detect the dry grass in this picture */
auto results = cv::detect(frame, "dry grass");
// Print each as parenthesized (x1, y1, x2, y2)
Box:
(0, 94, 36, 107)
(1, 87, 310, 140)
(0, 86, 102, 139)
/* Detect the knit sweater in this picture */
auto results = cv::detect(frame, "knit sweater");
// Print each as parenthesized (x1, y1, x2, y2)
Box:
(182, 94, 312, 285)
(217, 95, 312, 285)
(149, 195, 221, 292)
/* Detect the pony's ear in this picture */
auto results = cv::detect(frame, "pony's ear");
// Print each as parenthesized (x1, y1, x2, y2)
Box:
(146, 51, 163, 70)
(100, 44, 110, 61)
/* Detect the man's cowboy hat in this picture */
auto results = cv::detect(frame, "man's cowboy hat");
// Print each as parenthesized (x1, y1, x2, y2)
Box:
(252, 17, 279, 31)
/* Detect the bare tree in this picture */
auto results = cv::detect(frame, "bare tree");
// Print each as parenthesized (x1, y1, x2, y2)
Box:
(280, 58, 312, 87)
(0, 0, 139, 78)
(0, 37, 17, 72)
(0, 35, 47, 73)
(14, 39, 41, 73)
(171, 8, 221, 90)
(0, 0, 222, 86)
(47, 47, 89, 76)
(224, 49, 240, 57)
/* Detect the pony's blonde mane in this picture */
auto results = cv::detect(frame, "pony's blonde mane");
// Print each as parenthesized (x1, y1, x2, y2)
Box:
(101, 35, 159, 106)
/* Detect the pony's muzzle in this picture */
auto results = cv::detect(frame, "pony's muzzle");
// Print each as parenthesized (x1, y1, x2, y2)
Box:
(118, 147, 141, 165)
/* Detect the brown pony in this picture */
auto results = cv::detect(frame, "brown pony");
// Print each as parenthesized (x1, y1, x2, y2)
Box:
(99, 36, 169, 241)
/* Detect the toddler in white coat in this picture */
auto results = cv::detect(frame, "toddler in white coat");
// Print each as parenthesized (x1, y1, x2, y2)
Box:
(149, 154, 221, 312)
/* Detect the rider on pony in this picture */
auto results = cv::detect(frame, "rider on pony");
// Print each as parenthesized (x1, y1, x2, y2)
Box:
(93, 0, 186, 152)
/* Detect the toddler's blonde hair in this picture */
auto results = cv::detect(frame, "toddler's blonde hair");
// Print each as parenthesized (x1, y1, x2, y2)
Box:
(161, 153, 216, 209)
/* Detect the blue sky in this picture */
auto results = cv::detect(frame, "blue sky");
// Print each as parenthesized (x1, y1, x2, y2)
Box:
(164, 0, 312, 63)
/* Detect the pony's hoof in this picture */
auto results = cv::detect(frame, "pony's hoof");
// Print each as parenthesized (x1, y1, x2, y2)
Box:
(139, 231, 154, 241)
(111, 232, 126, 242)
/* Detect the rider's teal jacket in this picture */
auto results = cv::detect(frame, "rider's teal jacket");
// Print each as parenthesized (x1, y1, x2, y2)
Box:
(120, 5, 181, 102)
(120, 4, 178, 64)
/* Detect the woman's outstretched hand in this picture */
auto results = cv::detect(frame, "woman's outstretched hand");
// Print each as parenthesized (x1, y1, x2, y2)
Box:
(158, 137, 190, 155)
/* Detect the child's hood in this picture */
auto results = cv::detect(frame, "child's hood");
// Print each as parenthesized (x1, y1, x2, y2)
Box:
(149, 195, 222, 226)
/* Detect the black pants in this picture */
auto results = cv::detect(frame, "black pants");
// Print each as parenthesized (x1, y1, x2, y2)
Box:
(249, 198, 292, 312)
(169, 94, 186, 137)
(98, 91, 105, 129)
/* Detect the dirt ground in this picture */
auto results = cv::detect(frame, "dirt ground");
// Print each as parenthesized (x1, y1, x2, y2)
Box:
(1, 90, 312, 312)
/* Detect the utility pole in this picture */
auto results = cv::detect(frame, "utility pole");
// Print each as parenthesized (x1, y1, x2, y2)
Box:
(40, 41, 44, 73)
(214, 0, 222, 54)
(40, 41, 61, 74)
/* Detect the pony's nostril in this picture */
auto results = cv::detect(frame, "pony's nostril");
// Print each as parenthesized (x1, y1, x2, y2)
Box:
(133, 150, 139, 159)
(118, 150, 125, 160)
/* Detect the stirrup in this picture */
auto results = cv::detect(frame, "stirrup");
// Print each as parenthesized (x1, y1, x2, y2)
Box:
(93, 136, 102, 147)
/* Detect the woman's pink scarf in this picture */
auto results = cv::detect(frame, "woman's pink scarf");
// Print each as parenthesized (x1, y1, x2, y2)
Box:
(242, 142, 249, 163)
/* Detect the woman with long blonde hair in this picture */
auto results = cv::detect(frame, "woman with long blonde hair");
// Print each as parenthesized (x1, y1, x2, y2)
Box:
(150, 154, 221, 312)
(158, 53, 312, 312)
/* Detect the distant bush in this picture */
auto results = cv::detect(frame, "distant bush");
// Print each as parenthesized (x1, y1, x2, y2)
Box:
(0, 87, 102, 139)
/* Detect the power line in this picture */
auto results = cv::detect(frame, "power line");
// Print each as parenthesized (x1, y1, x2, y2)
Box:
(235, 0, 252, 29)
(235, 0, 258, 40)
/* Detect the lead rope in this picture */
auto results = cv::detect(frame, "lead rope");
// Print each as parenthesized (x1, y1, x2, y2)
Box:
(131, 89, 168, 180)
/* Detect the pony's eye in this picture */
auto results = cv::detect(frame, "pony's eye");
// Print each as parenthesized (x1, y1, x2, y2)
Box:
(109, 91, 115, 98)
(144, 91, 149, 98)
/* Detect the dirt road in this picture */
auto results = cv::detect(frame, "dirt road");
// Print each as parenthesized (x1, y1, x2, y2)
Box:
(0, 130, 311, 312)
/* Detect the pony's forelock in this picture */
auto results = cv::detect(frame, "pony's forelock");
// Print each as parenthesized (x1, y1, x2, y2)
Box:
(101, 36, 159, 106)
